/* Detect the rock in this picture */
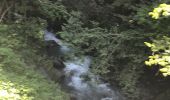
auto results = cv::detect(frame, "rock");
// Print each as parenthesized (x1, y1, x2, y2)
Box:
(53, 59, 65, 70)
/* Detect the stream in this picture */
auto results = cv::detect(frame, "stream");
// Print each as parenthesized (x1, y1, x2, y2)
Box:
(44, 30, 125, 100)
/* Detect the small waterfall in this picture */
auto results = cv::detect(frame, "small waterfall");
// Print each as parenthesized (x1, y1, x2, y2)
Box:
(44, 30, 124, 100)
(44, 30, 62, 45)
(44, 30, 70, 54)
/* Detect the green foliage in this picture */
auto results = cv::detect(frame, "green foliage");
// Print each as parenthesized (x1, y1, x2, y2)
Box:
(0, 48, 25, 74)
(62, 0, 152, 28)
(0, 24, 69, 100)
(149, 3, 170, 19)
(133, 5, 153, 25)
(144, 3, 170, 77)
(144, 36, 170, 77)
(0, 48, 69, 100)
(60, 12, 150, 99)
(0, 0, 69, 24)
(134, 2, 170, 33)
(40, 0, 69, 21)
(9, 18, 46, 40)
(3, 0, 170, 100)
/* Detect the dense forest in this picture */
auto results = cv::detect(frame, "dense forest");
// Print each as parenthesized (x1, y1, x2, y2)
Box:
(1, 0, 170, 100)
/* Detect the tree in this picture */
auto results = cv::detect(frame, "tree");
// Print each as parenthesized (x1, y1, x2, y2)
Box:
(145, 4, 170, 77)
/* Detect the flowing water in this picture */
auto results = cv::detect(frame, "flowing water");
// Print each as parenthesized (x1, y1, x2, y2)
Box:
(44, 30, 125, 100)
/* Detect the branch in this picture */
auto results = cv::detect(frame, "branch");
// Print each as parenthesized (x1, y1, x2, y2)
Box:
(0, 5, 12, 23)
(0, 0, 6, 17)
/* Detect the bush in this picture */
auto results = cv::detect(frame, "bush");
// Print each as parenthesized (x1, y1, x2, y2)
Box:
(59, 12, 151, 99)
(144, 3, 170, 77)
(0, 24, 69, 100)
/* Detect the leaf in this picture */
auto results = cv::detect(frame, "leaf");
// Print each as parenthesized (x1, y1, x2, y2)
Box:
(144, 42, 152, 47)
(160, 68, 168, 73)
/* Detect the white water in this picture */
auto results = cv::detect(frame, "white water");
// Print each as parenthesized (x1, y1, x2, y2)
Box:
(44, 30, 124, 100)
(44, 30, 70, 54)
(44, 30, 63, 45)
(64, 57, 121, 100)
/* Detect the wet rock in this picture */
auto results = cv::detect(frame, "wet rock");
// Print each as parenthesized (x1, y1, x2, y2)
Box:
(45, 40, 60, 57)
(53, 59, 65, 70)
(70, 94, 77, 100)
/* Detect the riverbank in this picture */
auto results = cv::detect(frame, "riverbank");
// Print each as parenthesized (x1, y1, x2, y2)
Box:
(0, 24, 70, 100)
